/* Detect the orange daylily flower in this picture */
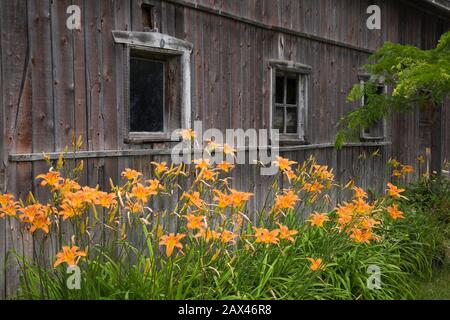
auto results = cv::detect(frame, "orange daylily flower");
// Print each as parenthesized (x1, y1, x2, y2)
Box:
(276, 223, 298, 242)
(352, 198, 373, 215)
(229, 189, 253, 208)
(151, 161, 168, 175)
(272, 156, 297, 171)
(359, 217, 380, 230)
(253, 227, 280, 244)
(121, 168, 142, 181)
(205, 140, 220, 152)
(58, 190, 93, 219)
(222, 144, 236, 155)
(386, 204, 405, 220)
(58, 190, 94, 220)
(217, 161, 234, 173)
(352, 187, 368, 199)
(213, 189, 233, 209)
(125, 200, 144, 214)
(233, 213, 244, 231)
(284, 168, 297, 182)
(146, 179, 164, 193)
(335, 203, 354, 228)
(388, 158, 401, 168)
(19, 203, 53, 233)
(182, 192, 206, 210)
(336, 202, 354, 217)
(303, 181, 325, 194)
(131, 183, 155, 202)
(307, 257, 323, 271)
(29, 212, 52, 234)
(18, 203, 45, 223)
(386, 183, 405, 199)
(337, 214, 353, 228)
(56, 178, 81, 196)
(201, 169, 217, 181)
(402, 165, 414, 174)
(80, 186, 100, 203)
(195, 228, 221, 243)
(193, 159, 210, 171)
(54, 245, 86, 268)
(184, 214, 205, 230)
(308, 212, 330, 228)
(0, 193, 15, 206)
(312, 165, 334, 181)
(36, 171, 63, 188)
(0, 194, 19, 218)
(179, 128, 196, 140)
(59, 202, 82, 220)
(392, 169, 403, 177)
(349, 228, 374, 244)
(159, 233, 186, 257)
(220, 230, 238, 244)
(63, 191, 90, 208)
(274, 190, 299, 212)
(95, 192, 117, 208)
(0, 202, 19, 218)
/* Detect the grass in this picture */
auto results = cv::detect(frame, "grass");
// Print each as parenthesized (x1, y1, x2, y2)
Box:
(415, 262, 450, 300)
(4, 141, 449, 300)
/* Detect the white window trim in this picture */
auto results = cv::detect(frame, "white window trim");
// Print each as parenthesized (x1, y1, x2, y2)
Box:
(358, 74, 387, 141)
(269, 60, 311, 144)
(112, 31, 193, 143)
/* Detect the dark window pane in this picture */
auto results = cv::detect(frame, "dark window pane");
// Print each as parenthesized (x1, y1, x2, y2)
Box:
(286, 107, 298, 133)
(286, 77, 298, 105)
(141, 4, 154, 30)
(274, 107, 284, 132)
(130, 57, 164, 132)
(363, 84, 384, 105)
(376, 85, 384, 95)
(275, 76, 284, 103)
(364, 119, 384, 137)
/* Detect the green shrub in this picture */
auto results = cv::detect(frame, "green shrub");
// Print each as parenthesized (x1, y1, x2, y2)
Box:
(2, 141, 447, 300)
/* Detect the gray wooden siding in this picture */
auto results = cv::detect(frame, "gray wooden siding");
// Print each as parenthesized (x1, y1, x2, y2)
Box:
(0, 0, 449, 297)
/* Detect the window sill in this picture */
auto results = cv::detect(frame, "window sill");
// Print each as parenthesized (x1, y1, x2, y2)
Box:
(277, 135, 308, 146)
(125, 133, 181, 144)
(360, 135, 386, 141)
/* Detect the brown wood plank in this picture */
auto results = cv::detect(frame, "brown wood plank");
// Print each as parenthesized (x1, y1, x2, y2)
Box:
(72, 0, 88, 186)
(28, 0, 55, 287)
(51, 0, 75, 151)
(84, 0, 103, 192)
(0, 0, 33, 298)
(101, 0, 119, 189)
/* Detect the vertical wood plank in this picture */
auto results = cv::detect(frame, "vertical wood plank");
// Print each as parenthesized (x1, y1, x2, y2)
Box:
(1, 0, 33, 298)
(51, 0, 75, 151)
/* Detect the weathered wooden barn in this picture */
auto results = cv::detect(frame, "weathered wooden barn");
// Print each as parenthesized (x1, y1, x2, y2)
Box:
(0, 0, 449, 297)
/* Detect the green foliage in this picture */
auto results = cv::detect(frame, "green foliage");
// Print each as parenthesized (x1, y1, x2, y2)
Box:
(8, 145, 450, 300)
(403, 176, 450, 235)
(16, 197, 447, 300)
(335, 31, 450, 149)
(415, 264, 450, 300)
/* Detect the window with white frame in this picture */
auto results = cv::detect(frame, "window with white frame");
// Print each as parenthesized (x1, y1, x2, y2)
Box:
(129, 51, 166, 133)
(270, 60, 310, 143)
(359, 74, 387, 141)
(113, 31, 192, 144)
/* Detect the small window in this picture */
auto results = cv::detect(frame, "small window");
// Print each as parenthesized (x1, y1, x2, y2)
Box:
(125, 47, 181, 143)
(274, 74, 299, 134)
(113, 30, 193, 144)
(271, 61, 310, 143)
(359, 77, 386, 140)
(141, 4, 155, 32)
(130, 55, 165, 133)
